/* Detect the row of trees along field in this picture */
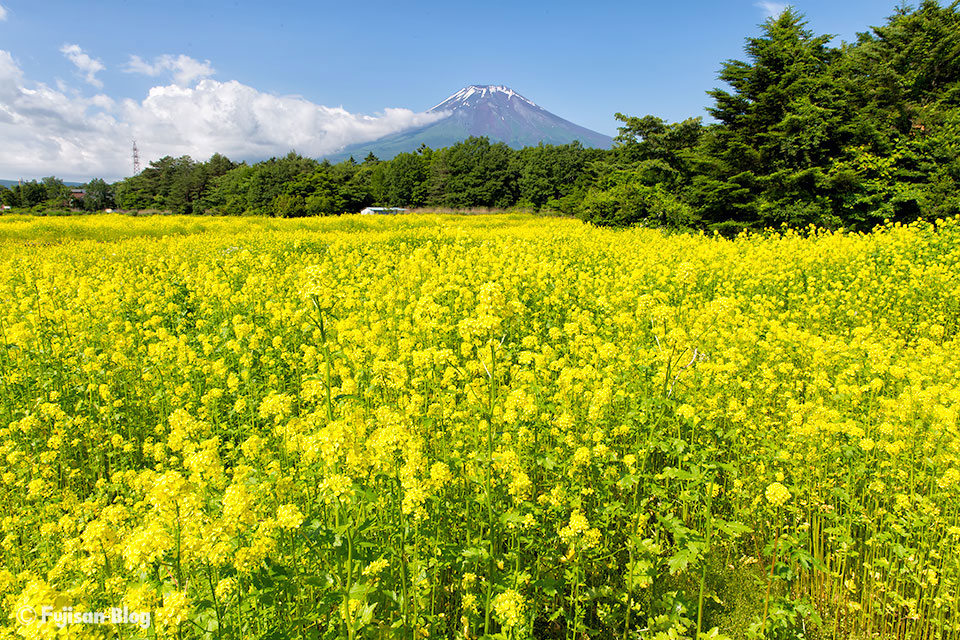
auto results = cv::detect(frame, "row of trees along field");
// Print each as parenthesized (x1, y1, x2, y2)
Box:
(0, 177, 113, 212)
(106, 140, 602, 217)
(3, 2, 957, 233)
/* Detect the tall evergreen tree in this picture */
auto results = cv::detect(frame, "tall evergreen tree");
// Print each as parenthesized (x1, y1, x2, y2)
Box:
(698, 9, 844, 228)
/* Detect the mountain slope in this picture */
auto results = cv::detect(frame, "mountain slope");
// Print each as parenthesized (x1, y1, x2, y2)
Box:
(328, 85, 613, 161)
(1, 179, 84, 188)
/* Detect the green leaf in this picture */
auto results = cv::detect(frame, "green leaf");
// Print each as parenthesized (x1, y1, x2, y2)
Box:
(499, 510, 526, 525)
(461, 546, 488, 562)
(716, 519, 753, 537)
(668, 548, 693, 575)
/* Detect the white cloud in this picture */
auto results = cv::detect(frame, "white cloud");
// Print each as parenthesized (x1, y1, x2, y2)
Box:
(123, 54, 215, 86)
(0, 48, 446, 181)
(0, 49, 22, 97)
(0, 5, 8, 21)
(755, 1, 788, 18)
(60, 44, 105, 88)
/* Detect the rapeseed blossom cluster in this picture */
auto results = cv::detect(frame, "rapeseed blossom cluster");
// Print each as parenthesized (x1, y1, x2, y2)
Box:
(275, 504, 304, 529)
(491, 588, 525, 630)
(0, 213, 958, 639)
(765, 482, 792, 507)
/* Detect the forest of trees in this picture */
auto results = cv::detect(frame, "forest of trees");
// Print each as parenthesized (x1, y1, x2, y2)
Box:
(2, 2, 958, 233)
(591, 1, 960, 232)
(109, 140, 601, 217)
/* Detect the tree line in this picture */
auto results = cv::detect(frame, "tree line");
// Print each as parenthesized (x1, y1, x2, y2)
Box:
(0, 177, 113, 212)
(2, 2, 957, 232)
(112, 140, 602, 218)
(588, 1, 960, 232)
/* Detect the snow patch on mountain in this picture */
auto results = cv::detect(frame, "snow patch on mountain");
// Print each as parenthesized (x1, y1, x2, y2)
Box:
(429, 85, 539, 112)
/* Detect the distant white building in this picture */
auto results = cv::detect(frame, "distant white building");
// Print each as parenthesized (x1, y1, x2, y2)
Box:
(360, 207, 407, 215)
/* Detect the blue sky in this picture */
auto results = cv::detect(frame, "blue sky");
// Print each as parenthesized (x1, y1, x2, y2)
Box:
(0, 0, 902, 180)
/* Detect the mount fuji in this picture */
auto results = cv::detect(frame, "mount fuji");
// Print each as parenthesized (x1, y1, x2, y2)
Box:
(328, 85, 613, 161)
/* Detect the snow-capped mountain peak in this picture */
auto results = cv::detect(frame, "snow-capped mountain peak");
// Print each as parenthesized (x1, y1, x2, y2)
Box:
(328, 84, 612, 161)
(429, 85, 540, 112)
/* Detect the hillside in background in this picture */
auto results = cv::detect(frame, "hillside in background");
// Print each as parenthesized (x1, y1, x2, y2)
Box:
(1, 179, 82, 188)
(328, 85, 613, 161)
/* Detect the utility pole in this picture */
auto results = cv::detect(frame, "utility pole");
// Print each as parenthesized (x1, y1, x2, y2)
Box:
(132, 141, 141, 175)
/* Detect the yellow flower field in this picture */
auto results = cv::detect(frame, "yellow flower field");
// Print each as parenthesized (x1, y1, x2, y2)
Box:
(0, 213, 958, 639)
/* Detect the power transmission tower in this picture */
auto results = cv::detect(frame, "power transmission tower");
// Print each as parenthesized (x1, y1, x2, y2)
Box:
(132, 141, 141, 175)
